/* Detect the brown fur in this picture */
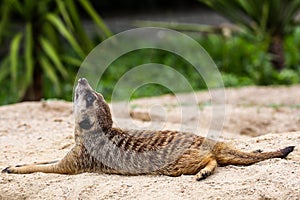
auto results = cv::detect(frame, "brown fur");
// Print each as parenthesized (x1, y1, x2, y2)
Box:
(2, 78, 295, 181)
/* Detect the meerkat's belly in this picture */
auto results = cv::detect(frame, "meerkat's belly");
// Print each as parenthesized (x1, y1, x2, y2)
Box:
(156, 149, 212, 176)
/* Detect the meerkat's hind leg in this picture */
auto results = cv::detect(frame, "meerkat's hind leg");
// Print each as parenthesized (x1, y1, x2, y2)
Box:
(195, 159, 217, 181)
(8, 160, 60, 168)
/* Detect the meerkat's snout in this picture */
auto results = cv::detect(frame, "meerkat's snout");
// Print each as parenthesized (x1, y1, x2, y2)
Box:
(74, 78, 98, 129)
(78, 78, 88, 85)
(75, 78, 86, 102)
(76, 78, 93, 93)
(75, 78, 95, 102)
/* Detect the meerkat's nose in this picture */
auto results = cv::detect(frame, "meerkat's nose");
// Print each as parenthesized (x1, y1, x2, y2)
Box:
(78, 78, 88, 85)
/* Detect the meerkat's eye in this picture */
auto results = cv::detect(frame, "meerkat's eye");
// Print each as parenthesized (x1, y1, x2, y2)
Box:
(86, 93, 96, 107)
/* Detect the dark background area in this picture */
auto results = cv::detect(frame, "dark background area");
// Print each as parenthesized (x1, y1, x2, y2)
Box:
(90, 0, 227, 33)
(93, 0, 205, 15)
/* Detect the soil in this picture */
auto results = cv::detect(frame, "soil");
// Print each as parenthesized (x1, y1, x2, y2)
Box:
(0, 85, 299, 200)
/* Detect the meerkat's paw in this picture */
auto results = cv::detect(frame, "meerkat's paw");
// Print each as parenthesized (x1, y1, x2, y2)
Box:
(2, 166, 18, 174)
(195, 169, 212, 181)
(195, 159, 217, 181)
(2, 164, 32, 174)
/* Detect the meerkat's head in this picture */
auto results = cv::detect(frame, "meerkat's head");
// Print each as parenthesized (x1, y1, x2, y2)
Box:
(74, 78, 113, 134)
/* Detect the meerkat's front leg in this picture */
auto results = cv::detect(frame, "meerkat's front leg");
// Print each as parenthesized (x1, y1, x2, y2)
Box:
(2, 160, 64, 174)
(2, 146, 83, 174)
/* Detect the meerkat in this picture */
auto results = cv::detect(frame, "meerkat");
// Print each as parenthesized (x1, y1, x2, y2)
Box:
(2, 78, 295, 181)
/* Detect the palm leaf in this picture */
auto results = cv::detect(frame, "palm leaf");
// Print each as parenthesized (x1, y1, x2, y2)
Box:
(200, 0, 300, 36)
(9, 32, 23, 87)
(39, 36, 68, 78)
(64, 0, 93, 53)
(25, 22, 34, 87)
(43, 23, 60, 50)
(10, 0, 23, 15)
(39, 54, 61, 94)
(0, 57, 10, 82)
(55, 0, 74, 31)
(200, 0, 252, 31)
(0, 0, 11, 44)
(78, 0, 112, 38)
(61, 55, 82, 67)
(280, 0, 300, 30)
(46, 13, 85, 58)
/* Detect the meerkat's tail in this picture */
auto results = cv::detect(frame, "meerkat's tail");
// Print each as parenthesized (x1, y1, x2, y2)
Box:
(213, 143, 295, 166)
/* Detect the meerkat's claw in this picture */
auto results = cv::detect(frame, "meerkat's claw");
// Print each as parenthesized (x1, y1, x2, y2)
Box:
(252, 149, 263, 153)
(2, 167, 12, 174)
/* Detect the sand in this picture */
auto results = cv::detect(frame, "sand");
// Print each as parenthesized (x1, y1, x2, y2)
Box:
(0, 85, 299, 200)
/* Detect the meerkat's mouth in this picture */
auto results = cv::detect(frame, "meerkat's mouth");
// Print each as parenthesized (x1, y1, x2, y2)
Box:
(75, 78, 93, 102)
(79, 118, 94, 130)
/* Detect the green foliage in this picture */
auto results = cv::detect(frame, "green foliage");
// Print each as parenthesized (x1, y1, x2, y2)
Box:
(199, 0, 300, 70)
(285, 27, 300, 69)
(1, 1, 300, 105)
(198, 34, 272, 85)
(199, 0, 300, 37)
(0, 0, 111, 104)
(97, 49, 206, 101)
(94, 28, 300, 101)
(96, 29, 300, 102)
(197, 30, 300, 87)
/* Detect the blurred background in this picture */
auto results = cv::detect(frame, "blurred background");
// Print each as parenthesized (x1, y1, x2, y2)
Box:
(1, 0, 300, 105)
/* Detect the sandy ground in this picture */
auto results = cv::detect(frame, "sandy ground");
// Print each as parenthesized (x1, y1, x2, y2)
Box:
(0, 85, 299, 200)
